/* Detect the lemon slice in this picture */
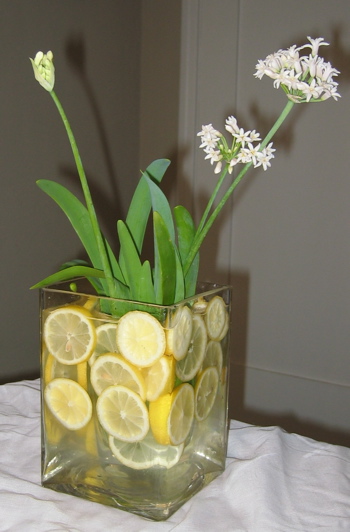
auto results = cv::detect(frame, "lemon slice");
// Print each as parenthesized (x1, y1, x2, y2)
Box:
(165, 306, 193, 361)
(44, 378, 93, 430)
(142, 355, 175, 402)
(116, 311, 166, 368)
(194, 366, 219, 421)
(89, 322, 118, 366)
(90, 353, 146, 399)
(175, 314, 207, 382)
(44, 353, 76, 383)
(109, 430, 184, 470)
(149, 383, 195, 446)
(43, 306, 96, 365)
(202, 340, 223, 376)
(205, 296, 229, 341)
(96, 384, 149, 442)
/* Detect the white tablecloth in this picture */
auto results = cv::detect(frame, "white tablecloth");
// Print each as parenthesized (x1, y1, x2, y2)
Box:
(0, 379, 349, 531)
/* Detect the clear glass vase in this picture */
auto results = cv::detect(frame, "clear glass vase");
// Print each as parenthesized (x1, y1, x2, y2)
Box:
(40, 279, 231, 521)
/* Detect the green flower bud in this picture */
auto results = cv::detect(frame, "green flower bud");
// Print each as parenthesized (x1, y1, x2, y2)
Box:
(30, 51, 55, 92)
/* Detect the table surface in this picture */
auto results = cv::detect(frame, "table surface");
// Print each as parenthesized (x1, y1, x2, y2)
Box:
(1, 379, 349, 532)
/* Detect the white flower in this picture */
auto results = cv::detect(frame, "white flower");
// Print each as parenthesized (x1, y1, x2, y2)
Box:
(233, 128, 251, 147)
(30, 51, 55, 92)
(303, 36, 329, 56)
(255, 147, 275, 171)
(225, 116, 239, 135)
(300, 78, 322, 102)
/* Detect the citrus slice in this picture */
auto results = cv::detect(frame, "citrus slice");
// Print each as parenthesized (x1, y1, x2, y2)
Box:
(44, 353, 76, 384)
(149, 383, 195, 446)
(142, 355, 175, 402)
(202, 340, 223, 376)
(205, 296, 229, 341)
(165, 306, 193, 361)
(194, 366, 219, 421)
(96, 384, 149, 442)
(175, 314, 207, 382)
(43, 306, 96, 365)
(109, 430, 184, 470)
(90, 353, 146, 399)
(116, 311, 166, 367)
(44, 378, 92, 430)
(89, 322, 118, 366)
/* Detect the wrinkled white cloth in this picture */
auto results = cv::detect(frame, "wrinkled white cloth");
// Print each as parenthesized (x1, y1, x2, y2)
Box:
(0, 379, 349, 531)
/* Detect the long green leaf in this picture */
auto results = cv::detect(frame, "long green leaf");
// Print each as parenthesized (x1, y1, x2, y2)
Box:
(36, 179, 128, 297)
(30, 265, 106, 289)
(174, 205, 199, 297)
(123, 159, 171, 255)
(117, 220, 155, 303)
(153, 212, 177, 305)
(145, 175, 175, 242)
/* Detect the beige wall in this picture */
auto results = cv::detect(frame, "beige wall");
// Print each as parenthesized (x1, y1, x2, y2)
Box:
(177, 0, 350, 445)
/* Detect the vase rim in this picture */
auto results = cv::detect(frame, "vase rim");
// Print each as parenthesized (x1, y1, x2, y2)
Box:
(40, 277, 232, 309)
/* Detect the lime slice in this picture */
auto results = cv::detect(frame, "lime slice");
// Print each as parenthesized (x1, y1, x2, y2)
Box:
(202, 340, 223, 376)
(175, 314, 207, 382)
(165, 306, 193, 361)
(142, 355, 175, 402)
(205, 296, 229, 341)
(44, 378, 92, 430)
(194, 366, 219, 421)
(89, 322, 118, 366)
(149, 383, 194, 446)
(90, 353, 146, 399)
(96, 384, 149, 442)
(43, 305, 96, 365)
(116, 311, 166, 368)
(109, 430, 184, 470)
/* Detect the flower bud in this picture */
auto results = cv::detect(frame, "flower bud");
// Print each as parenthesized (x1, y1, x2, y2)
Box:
(30, 51, 55, 92)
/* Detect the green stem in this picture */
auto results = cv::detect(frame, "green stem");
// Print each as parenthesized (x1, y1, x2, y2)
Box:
(183, 99, 295, 276)
(50, 90, 117, 298)
(196, 165, 228, 235)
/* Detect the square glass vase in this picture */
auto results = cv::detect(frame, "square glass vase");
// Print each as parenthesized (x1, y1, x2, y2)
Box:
(40, 279, 231, 521)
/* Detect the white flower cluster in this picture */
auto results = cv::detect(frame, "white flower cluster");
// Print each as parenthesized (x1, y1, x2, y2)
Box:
(254, 36, 340, 102)
(197, 118, 275, 174)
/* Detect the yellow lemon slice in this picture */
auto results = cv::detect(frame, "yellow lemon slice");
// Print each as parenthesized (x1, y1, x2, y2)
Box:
(205, 296, 229, 341)
(43, 306, 96, 365)
(165, 305, 193, 361)
(116, 311, 166, 368)
(96, 384, 149, 442)
(109, 430, 184, 470)
(44, 378, 93, 430)
(43, 352, 88, 390)
(142, 355, 175, 402)
(194, 366, 219, 421)
(175, 314, 207, 382)
(90, 353, 146, 399)
(149, 383, 195, 446)
(202, 340, 223, 376)
(89, 322, 118, 366)
(43, 353, 76, 384)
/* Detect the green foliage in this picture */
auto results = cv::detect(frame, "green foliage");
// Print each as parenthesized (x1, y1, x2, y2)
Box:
(33, 158, 200, 307)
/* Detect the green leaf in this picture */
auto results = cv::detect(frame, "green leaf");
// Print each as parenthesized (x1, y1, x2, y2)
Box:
(117, 220, 155, 303)
(36, 180, 127, 297)
(174, 205, 199, 297)
(153, 211, 177, 305)
(123, 159, 171, 255)
(145, 175, 175, 242)
(30, 265, 106, 289)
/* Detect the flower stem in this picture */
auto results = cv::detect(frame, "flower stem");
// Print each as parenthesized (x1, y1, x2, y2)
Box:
(50, 90, 117, 298)
(183, 99, 295, 276)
